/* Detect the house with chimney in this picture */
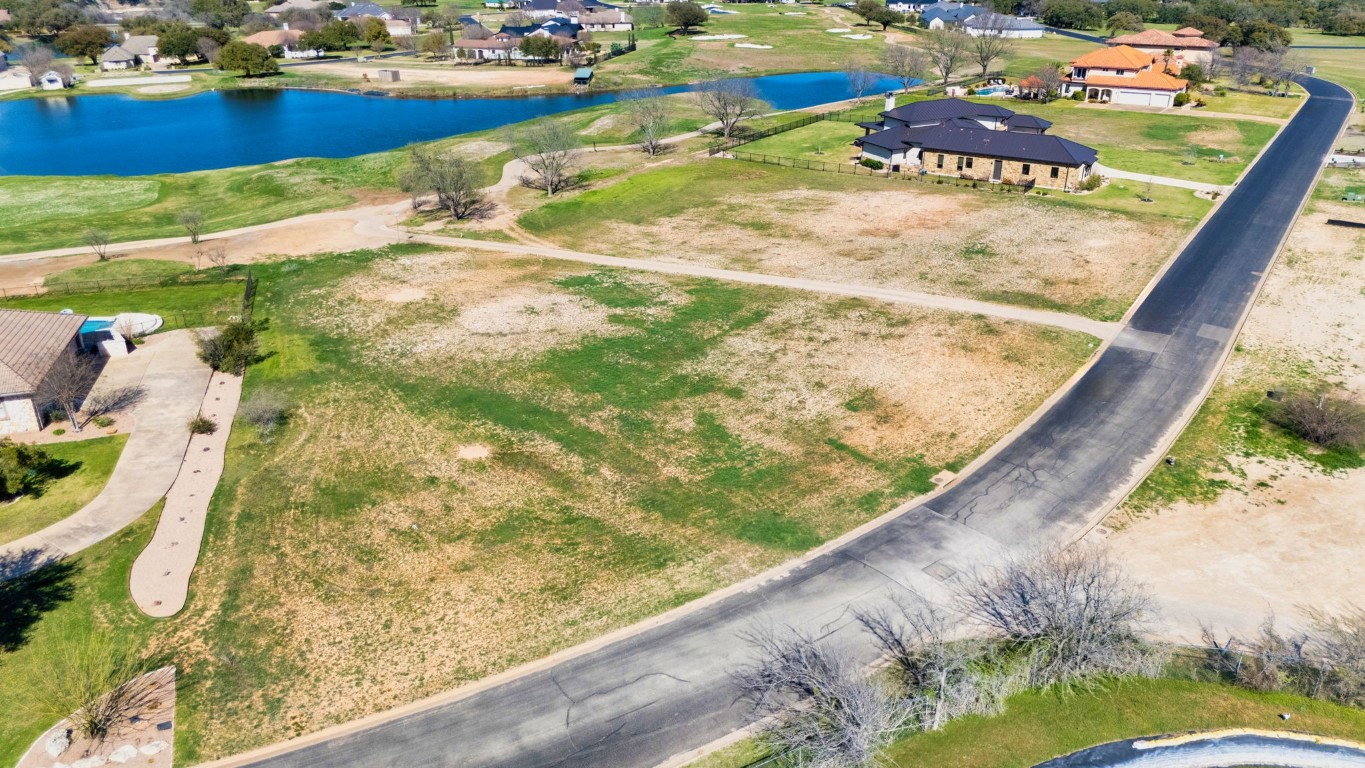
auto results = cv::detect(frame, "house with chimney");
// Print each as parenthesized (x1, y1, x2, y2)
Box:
(1063, 44, 1188, 106)
(100, 34, 159, 71)
(1105, 26, 1218, 69)
(853, 96, 1098, 190)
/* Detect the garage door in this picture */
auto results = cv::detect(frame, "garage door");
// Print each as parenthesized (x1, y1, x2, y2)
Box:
(1114, 90, 1154, 106)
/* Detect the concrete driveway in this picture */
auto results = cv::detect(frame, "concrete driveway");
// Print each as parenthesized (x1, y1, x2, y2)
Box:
(1, 331, 212, 570)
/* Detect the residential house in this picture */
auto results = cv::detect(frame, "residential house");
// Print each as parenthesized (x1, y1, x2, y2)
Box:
(38, 69, 72, 90)
(963, 12, 1044, 38)
(243, 27, 306, 49)
(853, 96, 1097, 189)
(452, 37, 519, 60)
(0, 9, 10, 25)
(579, 8, 632, 31)
(0, 309, 88, 436)
(100, 45, 138, 71)
(1105, 26, 1218, 69)
(1063, 44, 1188, 106)
(385, 17, 416, 36)
(459, 16, 580, 59)
(520, 0, 619, 19)
(100, 34, 159, 71)
(336, 2, 391, 20)
(263, 0, 330, 17)
(919, 3, 984, 28)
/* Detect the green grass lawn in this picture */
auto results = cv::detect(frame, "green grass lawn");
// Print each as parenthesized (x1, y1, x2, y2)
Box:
(694, 677, 1365, 768)
(0, 435, 128, 545)
(0, 501, 162, 764)
(43, 259, 194, 290)
(0, 277, 245, 332)
(1198, 87, 1304, 119)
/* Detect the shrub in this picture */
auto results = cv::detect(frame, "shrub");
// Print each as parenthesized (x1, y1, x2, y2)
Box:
(1076, 173, 1104, 192)
(92, 416, 115, 428)
(196, 319, 263, 375)
(239, 389, 290, 439)
(52, 429, 66, 437)
(1270, 392, 1365, 450)
(1214, 87, 1228, 97)
(1173, 91, 1191, 107)
(188, 415, 219, 435)
(860, 157, 885, 170)
(1071, 90, 1084, 101)
(0, 438, 52, 500)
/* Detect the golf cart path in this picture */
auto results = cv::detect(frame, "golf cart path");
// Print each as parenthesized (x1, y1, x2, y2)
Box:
(0, 331, 212, 569)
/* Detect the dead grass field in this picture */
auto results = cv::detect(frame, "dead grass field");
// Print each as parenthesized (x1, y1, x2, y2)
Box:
(1109, 165, 1365, 639)
(171, 245, 1094, 757)
(520, 161, 1195, 320)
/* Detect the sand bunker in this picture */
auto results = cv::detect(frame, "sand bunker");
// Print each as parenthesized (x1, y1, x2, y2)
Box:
(456, 444, 492, 460)
(692, 33, 746, 39)
(735, 43, 773, 48)
(842, 33, 873, 39)
(138, 84, 190, 94)
(825, 27, 851, 32)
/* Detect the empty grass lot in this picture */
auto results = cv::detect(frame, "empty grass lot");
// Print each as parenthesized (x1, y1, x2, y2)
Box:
(694, 677, 1365, 768)
(0, 435, 128, 545)
(0, 278, 245, 331)
(0, 244, 1096, 763)
(519, 159, 1205, 320)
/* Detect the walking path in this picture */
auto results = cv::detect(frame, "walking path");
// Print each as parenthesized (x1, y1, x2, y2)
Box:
(1093, 163, 1229, 193)
(0, 331, 212, 574)
(359, 217, 1123, 340)
(129, 371, 242, 618)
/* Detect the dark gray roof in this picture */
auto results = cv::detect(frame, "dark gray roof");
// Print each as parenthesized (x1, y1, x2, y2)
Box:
(336, 2, 386, 18)
(882, 97, 1014, 124)
(857, 126, 916, 151)
(963, 12, 1043, 30)
(913, 123, 1097, 166)
(920, 4, 985, 23)
(1005, 114, 1052, 131)
(498, 23, 539, 36)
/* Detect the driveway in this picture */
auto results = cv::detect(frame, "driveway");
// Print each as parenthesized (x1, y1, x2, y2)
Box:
(201, 77, 1355, 768)
(1, 331, 212, 571)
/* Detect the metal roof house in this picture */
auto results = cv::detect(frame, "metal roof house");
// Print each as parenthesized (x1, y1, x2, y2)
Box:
(854, 96, 1097, 190)
(0, 309, 87, 435)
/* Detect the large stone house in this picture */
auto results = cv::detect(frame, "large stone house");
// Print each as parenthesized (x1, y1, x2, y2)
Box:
(853, 96, 1098, 190)
(1063, 45, 1188, 107)
(0, 309, 88, 436)
(100, 34, 159, 71)
(920, 3, 985, 28)
(1106, 26, 1218, 70)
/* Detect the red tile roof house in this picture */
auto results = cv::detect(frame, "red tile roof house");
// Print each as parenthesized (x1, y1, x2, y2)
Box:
(1106, 26, 1219, 70)
(0, 309, 88, 436)
(1063, 45, 1189, 107)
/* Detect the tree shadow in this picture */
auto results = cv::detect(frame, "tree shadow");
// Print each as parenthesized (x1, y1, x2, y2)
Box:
(0, 549, 80, 653)
(20, 456, 84, 500)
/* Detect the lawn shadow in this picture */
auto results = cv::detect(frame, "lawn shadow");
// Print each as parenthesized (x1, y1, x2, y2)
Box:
(0, 549, 80, 653)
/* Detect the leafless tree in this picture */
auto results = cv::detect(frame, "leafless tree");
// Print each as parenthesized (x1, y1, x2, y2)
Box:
(923, 29, 971, 88)
(205, 242, 229, 270)
(396, 164, 429, 209)
(18, 45, 55, 80)
(1203, 51, 1227, 82)
(83, 228, 111, 261)
(177, 209, 205, 245)
(1305, 607, 1365, 707)
(1230, 46, 1261, 87)
(969, 14, 1015, 77)
(695, 78, 768, 139)
(1204, 609, 1365, 706)
(505, 120, 582, 196)
(956, 546, 1165, 687)
(197, 37, 222, 64)
(404, 144, 489, 218)
(1258, 47, 1306, 96)
(36, 352, 102, 433)
(1031, 66, 1064, 102)
(36, 635, 162, 743)
(624, 93, 673, 156)
(461, 21, 492, 40)
(856, 595, 1022, 732)
(845, 64, 878, 103)
(504, 10, 533, 26)
(733, 625, 914, 767)
(881, 44, 930, 93)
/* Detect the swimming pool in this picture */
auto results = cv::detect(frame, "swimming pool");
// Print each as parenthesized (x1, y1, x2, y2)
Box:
(975, 85, 1010, 96)
(80, 318, 114, 334)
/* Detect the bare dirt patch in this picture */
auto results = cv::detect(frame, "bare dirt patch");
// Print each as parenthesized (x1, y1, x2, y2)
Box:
(1109, 171, 1365, 639)
(456, 443, 492, 460)
(292, 61, 573, 88)
(137, 83, 190, 94)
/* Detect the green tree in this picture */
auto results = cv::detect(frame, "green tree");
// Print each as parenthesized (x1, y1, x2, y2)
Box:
(665, 0, 708, 32)
(0, 438, 51, 500)
(1233, 19, 1292, 50)
(54, 24, 112, 65)
(360, 15, 391, 49)
(866, 6, 905, 29)
(519, 34, 563, 61)
(300, 19, 361, 50)
(1106, 10, 1144, 34)
(1039, 0, 1104, 29)
(190, 0, 250, 27)
(214, 41, 279, 76)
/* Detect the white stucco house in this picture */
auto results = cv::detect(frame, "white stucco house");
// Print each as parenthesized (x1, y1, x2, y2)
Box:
(963, 12, 1044, 38)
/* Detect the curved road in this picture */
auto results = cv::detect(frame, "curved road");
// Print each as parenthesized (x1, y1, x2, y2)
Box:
(208, 77, 1354, 768)
(1035, 731, 1365, 768)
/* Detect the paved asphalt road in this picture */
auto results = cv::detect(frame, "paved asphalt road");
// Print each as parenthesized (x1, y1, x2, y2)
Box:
(1035, 732, 1365, 768)
(231, 78, 1353, 768)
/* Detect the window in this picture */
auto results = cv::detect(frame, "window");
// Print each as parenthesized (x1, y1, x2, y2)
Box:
(1050, 166, 1060, 179)
(965, 157, 974, 169)
(1022, 163, 1031, 176)
(936, 154, 944, 169)
(956, 156, 964, 171)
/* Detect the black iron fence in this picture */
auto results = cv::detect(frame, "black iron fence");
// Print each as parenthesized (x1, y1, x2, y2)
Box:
(707, 106, 882, 156)
(0, 271, 245, 300)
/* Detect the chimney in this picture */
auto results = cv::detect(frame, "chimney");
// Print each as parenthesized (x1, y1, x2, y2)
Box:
(282, 21, 290, 29)
(884, 91, 895, 112)
(123, 30, 131, 41)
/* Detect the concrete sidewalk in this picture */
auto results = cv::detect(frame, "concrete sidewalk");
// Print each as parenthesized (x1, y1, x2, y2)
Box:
(1093, 163, 1229, 193)
(0, 331, 212, 573)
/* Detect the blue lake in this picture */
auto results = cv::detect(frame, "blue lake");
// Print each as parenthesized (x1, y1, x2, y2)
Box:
(0, 71, 903, 176)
